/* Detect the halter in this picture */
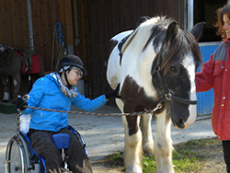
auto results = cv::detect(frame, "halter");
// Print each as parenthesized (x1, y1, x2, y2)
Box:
(153, 52, 198, 106)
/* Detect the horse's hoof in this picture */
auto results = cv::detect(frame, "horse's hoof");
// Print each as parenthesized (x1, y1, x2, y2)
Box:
(125, 165, 142, 173)
(143, 146, 154, 156)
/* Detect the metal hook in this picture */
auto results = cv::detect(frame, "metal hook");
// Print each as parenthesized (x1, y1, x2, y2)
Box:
(156, 65, 161, 71)
(22, 94, 30, 102)
(165, 92, 172, 100)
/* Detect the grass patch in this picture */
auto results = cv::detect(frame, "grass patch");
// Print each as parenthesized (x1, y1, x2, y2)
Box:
(103, 137, 222, 173)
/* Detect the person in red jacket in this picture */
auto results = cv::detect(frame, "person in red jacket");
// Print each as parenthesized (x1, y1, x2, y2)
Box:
(196, 3, 230, 173)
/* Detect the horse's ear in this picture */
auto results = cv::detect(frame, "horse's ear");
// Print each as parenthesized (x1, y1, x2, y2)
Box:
(165, 21, 178, 45)
(190, 22, 206, 41)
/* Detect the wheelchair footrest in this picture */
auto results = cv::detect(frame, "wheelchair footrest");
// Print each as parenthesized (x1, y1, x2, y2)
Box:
(52, 133, 70, 150)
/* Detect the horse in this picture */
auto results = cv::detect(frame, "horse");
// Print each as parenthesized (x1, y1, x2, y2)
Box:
(0, 44, 45, 103)
(106, 16, 205, 173)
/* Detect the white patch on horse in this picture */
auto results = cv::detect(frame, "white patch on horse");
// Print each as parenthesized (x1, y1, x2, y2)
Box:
(122, 115, 143, 173)
(3, 92, 9, 100)
(182, 52, 197, 128)
(107, 30, 133, 89)
(13, 79, 18, 86)
(155, 109, 174, 173)
(141, 113, 154, 154)
(0, 46, 5, 52)
(111, 30, 133, 42)
(120, 24, 160, 97)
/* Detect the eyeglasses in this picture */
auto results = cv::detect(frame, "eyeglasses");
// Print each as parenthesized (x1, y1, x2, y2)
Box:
(75, 68, 83, 78)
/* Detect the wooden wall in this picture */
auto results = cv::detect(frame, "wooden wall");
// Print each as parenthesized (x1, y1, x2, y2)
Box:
(0, 0, 187, 102)
(0, 0, 87, 99)
(0, 0, 29, 48)
(86, 0, 187, 100)
(0, 0, 83, 71)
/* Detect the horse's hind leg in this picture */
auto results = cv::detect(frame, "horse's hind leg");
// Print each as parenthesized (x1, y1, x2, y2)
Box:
(155, 109, 174, 173)
(141, 113, 154, 155)
(1, 74, 10, 102)
(122, 115, 142, 173)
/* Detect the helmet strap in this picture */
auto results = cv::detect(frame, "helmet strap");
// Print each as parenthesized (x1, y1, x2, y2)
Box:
(64, 70, 72, 89)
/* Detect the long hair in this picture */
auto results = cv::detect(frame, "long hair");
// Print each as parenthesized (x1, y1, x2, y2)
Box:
(215, 2, 230, 40)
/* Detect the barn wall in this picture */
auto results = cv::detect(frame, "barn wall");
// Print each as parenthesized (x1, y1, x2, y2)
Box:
(0, 0, 85, 71)
(0, 0, 186, 102)
(0, 0, 29, 48)
(0, 0, 85, 99)
(86, 0, 187, 102)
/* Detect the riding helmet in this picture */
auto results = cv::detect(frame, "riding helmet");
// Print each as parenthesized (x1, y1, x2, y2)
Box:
(58, 55, 87, 75)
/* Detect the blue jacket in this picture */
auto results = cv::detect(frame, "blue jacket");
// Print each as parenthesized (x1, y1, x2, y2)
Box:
(22, 73, 108, 132)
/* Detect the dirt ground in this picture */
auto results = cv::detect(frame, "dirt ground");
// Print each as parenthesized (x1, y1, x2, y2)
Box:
(92, 139, 227, 173)
(174, 138, 226, 173)
(0, 106, 227, 173)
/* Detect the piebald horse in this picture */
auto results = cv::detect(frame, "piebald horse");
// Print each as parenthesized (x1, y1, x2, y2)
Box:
(106, 16, 204, 173)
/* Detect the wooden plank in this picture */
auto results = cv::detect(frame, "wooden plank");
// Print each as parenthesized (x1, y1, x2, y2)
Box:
(41, 0, 48, 62)
(31, 0, 39, 50)
(65, 0, 74, 53)
(21, 0, 29, 48)
(76, 0, 89, 75)
(5, 0, 13, 46)
(35, 0, 44, 49)
(11, 0, 17, 47)
(13, 0, 28, 48)
(0, 0, 4, 43)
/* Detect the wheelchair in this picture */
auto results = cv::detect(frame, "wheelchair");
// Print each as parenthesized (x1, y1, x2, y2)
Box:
(5, 126, 87, 173)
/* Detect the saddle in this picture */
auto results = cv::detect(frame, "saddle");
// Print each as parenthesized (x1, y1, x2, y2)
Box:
(118, 16, 150, 57)
(117, 29, 138, 58)
(118, 35, 130, 57)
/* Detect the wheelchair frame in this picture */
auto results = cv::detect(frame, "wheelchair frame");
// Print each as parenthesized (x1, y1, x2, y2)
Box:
(5, 126, 87, 173)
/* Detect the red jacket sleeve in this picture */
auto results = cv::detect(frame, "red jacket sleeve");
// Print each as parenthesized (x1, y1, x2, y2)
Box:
(196, 55, 214, 92)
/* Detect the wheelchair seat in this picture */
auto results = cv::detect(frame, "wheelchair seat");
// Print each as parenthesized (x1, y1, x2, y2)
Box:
(5, 126, 87, 173)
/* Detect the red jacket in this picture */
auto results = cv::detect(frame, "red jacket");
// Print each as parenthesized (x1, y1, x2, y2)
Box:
(196, 39, 230, 140)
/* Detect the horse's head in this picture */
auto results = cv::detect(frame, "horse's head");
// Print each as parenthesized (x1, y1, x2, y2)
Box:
(151, 21, 205, 129)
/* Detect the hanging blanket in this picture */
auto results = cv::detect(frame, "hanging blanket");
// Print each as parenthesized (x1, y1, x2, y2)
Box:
(16, 50, 42, 74)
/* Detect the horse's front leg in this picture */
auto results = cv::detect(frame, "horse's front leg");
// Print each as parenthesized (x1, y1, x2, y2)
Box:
(1, 74, 10, 102)
(141, 113, 154, 155)
(11, 73, 21, 103)
(122, 115, 143, 173)
(155, 109, 174, 173)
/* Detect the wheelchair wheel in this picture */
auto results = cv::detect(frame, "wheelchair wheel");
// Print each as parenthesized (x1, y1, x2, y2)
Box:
(5, 134, 32, 173)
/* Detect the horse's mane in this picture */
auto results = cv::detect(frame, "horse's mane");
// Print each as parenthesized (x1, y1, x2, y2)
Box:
(138, 17, 202, 74)
(160, 30, 202, 74)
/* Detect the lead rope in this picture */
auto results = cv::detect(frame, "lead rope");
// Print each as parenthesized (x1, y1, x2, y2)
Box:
(22, 97, 163, 117)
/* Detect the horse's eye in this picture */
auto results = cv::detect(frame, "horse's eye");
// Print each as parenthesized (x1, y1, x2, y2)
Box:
(170, 66, 177, 72)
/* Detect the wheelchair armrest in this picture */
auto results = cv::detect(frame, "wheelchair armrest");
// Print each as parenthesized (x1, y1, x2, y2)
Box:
(52, 133, 70, 150)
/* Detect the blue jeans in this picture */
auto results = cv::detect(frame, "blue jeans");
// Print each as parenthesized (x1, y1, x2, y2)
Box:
(29, 128, 92, 173)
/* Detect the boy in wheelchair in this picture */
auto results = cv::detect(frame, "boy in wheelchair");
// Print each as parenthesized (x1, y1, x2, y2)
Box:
(15, 55, 120, 173)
